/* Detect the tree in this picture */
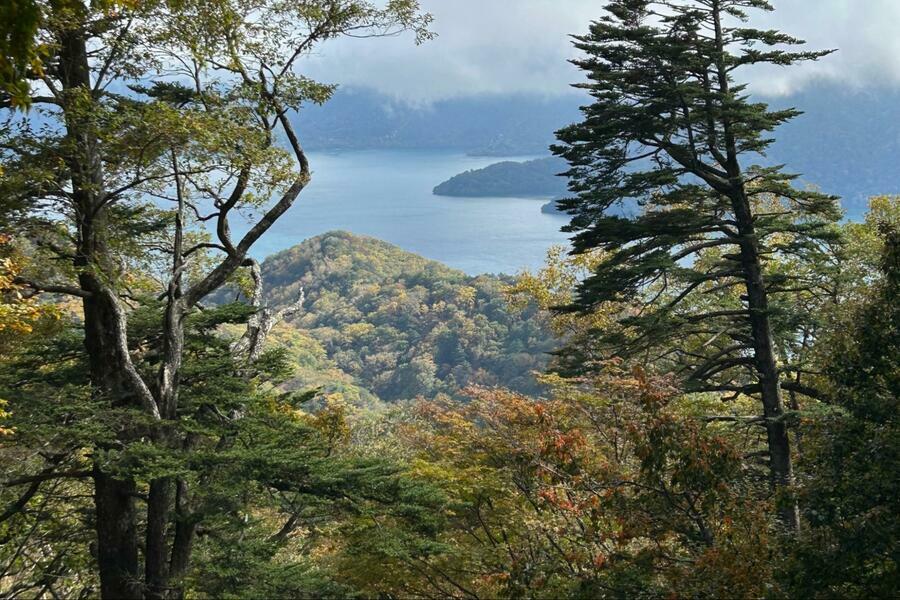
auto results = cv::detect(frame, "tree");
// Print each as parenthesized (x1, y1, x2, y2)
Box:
(0, 301, 445, 598)
(0, 1, 431, 597)
(784, 221, 900, 597)
(553, 0, 838, 530)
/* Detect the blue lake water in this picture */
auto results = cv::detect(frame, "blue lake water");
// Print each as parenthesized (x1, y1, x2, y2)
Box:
(239, 149, 571, 275)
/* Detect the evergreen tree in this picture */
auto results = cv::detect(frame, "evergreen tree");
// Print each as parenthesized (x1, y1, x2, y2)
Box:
(553, 0, 839, 530)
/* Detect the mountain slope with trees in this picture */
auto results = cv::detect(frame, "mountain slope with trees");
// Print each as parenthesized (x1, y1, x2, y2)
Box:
(295, 88, 582, 156)
(258, 231, 552, 401)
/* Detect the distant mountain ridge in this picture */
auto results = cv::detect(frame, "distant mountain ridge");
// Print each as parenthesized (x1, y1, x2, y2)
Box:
(433, 157, 568, 197)
(294, 84, 900, 217)
(294, 87, 582, 156)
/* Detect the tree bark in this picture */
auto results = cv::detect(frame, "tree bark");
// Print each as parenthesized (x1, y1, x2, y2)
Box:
(94, 468, 141, 599)
(145, 478, 173, 600)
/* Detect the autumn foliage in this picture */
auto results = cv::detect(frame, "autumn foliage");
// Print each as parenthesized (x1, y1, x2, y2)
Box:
(385, 363, 776, 598)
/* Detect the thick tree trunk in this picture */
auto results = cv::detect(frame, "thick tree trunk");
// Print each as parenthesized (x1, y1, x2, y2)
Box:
(59, 13, 148, 597)
(82, 277, 147, 599)
(94, 468, 141, 599)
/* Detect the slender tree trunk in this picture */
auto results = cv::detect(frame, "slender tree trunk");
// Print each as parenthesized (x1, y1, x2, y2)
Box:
(731, 190, 800, 531)
(145, 155, 190, 599)
(709, 0, 799, 532)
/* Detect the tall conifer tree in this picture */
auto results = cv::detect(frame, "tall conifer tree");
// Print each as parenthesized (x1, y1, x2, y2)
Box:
(553, 0, 838, 530)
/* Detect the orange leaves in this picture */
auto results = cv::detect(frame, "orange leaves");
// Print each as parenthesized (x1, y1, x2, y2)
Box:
(401, 363, 772, 597)
(542, 429, 587, 465)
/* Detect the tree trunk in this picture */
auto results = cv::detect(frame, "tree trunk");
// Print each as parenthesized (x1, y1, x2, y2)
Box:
(94, 468, 141, 599)
(58, 12, 148, 596)
(145, 478, 173, 599)
(731, 191, 800, 531)
(82, 277, 146, 599)
(168, 478, 197, 600)
(710, 0, 799, 532)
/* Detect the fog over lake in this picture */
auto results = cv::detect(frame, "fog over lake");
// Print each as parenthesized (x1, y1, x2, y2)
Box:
(236, 150, 571, 275)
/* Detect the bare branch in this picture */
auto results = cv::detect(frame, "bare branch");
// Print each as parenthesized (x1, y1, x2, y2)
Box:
(13, 278, 92, 298)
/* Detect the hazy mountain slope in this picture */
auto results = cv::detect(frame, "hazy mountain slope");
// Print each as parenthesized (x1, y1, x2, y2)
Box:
(293, 87, 582, 156)
(260, 231, 553, 402)
(761, 84, 900, 216)
(293, 84, 900, 216)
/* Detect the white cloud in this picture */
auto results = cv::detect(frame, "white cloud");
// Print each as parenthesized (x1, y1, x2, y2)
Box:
(747, 0, 900, 95)
(301, 0, 900, 102)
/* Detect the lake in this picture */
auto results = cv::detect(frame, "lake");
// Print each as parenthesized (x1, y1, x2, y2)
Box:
(237, 149, 571, 275)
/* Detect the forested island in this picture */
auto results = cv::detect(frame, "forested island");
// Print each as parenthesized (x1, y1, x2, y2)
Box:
(2, 1, 898, 599)
(433, 156, 568, 197)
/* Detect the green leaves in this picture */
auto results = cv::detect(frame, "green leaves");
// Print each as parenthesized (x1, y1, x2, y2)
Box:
(0, 0, 41, 107)
(786, 223, 900, 597)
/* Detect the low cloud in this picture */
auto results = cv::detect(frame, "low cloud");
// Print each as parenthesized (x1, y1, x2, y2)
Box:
(301, 0, 900, 103)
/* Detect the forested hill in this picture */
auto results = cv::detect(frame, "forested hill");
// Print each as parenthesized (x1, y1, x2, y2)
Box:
(258, 231, 553, 402)
(433, 156, 568, 197)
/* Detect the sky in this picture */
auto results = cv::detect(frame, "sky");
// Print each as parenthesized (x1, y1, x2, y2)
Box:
(303, 0, 900, 103)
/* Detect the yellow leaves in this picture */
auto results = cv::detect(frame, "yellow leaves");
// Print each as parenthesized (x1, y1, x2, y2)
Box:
(342, 322, 375, 338)
(867, 195, 900, 230)
(505, 244, 616, 338)
(0, 239, 62, 355)
(454, 285, 477, 309)
(308, 393, 350, 447)
(0, 398, 13, 435)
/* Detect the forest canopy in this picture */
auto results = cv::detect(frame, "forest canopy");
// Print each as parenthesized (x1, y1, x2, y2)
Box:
(234, 231, 552, 403)
(1, 0, 898, 598)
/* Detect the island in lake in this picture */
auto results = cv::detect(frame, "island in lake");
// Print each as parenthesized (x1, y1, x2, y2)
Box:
(433, 156, 568, 197)
(541, 198, 568, 215)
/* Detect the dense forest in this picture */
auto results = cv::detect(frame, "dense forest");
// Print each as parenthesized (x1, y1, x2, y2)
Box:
(240, 231, 551, 402)
(433, 157, 568, 197)
(1, 1, 898, 599)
